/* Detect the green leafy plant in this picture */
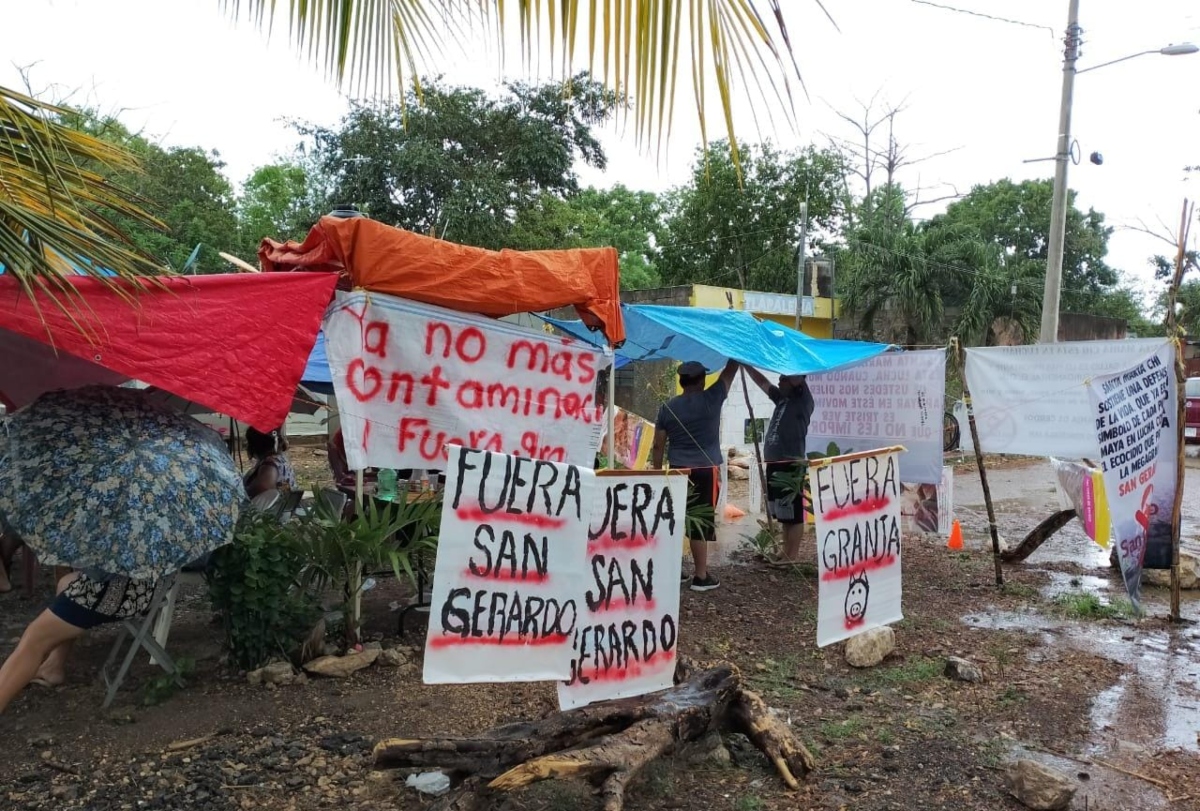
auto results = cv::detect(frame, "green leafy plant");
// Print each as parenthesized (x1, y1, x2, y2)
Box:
(141, 657, 195, 706)
(207, 511, 321, 671)
(684, 492, 716, 541)
(293, 491, 442, 642)
(770, 441, 851, 514)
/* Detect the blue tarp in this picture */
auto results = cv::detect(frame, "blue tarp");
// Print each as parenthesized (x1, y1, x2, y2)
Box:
(299, 329, 629, 397)
(541, 305, 891, 375)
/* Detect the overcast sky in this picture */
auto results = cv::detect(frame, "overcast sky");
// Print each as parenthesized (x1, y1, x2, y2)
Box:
(4, 0, 1198, 305)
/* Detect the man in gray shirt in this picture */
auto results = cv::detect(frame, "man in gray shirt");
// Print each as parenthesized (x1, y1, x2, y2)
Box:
(746, 368, 815, 563)
(651, 359, 739, 592)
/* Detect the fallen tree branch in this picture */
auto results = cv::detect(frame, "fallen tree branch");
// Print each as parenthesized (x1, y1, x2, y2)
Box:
(374, 662, 813, 811)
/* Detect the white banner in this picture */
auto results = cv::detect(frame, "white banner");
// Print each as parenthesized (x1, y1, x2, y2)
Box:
(325, 291, 607, 471)
(423, 446, 596, 683)
(807, 350, 945, 484)
(558, 472, 687, 710)
(813, 450, 903, 647)
(964, 338, 1166, 458)
(1087, 344, 1178, 611)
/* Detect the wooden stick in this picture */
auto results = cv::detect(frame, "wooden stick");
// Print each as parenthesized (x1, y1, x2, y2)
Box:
(953, 338, 1004, 586)
(1090, 757, 1174, 791)
(1165, 199, 1193, 623)
(726, 292, 773, 535)
(806, 445, 907, 468)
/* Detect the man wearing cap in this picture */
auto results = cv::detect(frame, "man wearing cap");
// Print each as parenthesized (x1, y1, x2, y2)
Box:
(745, 368, 815, 563)
(651, 358, 740, 592)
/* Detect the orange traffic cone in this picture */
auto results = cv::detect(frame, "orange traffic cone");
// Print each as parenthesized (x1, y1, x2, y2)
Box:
(947, 519, 964, 550)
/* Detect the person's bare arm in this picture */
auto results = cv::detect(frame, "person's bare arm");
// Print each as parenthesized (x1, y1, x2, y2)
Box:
(651, 428, 667, 469)
(717, 358, 741, 391)
(743, 366, 773, 396)
(246, 465, 279, 499)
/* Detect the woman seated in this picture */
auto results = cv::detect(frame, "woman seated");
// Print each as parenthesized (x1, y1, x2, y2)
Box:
(243, 426, 297, 499)
(0, 569, 159, 714)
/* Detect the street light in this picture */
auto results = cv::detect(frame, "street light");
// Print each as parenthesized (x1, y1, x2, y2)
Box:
(795, 200, 808, 332)
(1037, 0, 1198, 344)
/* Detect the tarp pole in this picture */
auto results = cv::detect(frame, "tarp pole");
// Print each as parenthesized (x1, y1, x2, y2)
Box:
(353, 468, 364, 643)
(954, 338, 1004, 586)
(606, 357, 616, 469)
(1165, 198, 1193, 623)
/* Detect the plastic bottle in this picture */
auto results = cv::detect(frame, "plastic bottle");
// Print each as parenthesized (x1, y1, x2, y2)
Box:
(377, 468, 397, 500)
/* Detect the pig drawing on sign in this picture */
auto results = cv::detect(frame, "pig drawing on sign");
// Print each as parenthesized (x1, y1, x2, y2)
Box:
(813, 449, 904, 647)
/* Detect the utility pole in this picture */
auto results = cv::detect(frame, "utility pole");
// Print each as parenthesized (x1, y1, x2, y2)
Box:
(1039, 0, 1082, 344)
(795, 199, 809, 332)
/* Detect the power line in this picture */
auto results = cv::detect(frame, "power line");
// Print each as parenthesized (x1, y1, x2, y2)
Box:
(909, 0, 1056, 38)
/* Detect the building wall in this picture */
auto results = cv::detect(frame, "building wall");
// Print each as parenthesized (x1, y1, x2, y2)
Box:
(1057, 313, 1128, 342)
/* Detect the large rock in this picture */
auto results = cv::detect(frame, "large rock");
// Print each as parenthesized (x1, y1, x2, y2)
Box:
(944, 656, 983, 683)
(843, 627, 895, 668)
(1005, 759, 1076, 810)
(1142, 544, 1200, 589)
(378, 646, 415, 668)
(303, 648, 380, 678)
(248, 661, 300, 686)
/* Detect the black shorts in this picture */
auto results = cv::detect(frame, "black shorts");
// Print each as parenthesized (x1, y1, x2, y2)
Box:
(686, 466, 721, 542)
(766, 461, 806, 525)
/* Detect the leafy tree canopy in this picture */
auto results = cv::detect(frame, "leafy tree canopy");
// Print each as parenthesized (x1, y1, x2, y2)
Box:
(510, 186, 663, 290)
(926, 178, 1118, 313)
(657, 140, 846, 293)
(237, 162, 320, 249)
(295, 75, 617, 250)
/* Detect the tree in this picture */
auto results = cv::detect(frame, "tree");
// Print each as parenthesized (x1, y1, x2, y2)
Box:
(926, 179, 1118, 314)
(510, 186, 663, 290)
(657, 140, 846, 292)
(237, 162, 319, 250)
(297, 76, 617, 250)
(60, 111, 241, 275)
(6, 1, 803, 299)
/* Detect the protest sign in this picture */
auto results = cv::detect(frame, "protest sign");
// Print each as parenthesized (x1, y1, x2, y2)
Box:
(1050, 458, 1111, 549)
(813, 447, 904, 647)
(1087, 344, 1178, 610)
(558, 471, 688, 710)
(610, 407, 655, 470)
(325, 291, 607, 471)
(937, 466, 954, 537)
(964, 338, 1166, 459)
(423, 446, 596, 683)
(807, 350, 945, 485)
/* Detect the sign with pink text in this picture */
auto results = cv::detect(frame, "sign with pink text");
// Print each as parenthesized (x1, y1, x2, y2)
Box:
(812, 449, 903, 647)
(325, 291, 607, 471)
(557, 471, 688, 710)
(423, 446, 596, 683)
(1087, 343, 1178, 612)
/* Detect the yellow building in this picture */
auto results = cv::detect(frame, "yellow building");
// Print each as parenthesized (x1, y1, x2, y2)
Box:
(687, 283, 838, 339)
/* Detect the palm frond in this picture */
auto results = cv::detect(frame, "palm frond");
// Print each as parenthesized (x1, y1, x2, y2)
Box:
(221, 0, 807, 164)
(0, 85, 166, 306)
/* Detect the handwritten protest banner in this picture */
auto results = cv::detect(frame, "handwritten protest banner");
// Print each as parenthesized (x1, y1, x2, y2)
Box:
(807, 350, 945, 485)
(812, 447, 904, 647)
(1087, 344, 1178, 611)
(557, 471, 687, 710)
(325, 291, 607, 471)
(965, 338, 1167, 459)
(423, 446, 596, 683)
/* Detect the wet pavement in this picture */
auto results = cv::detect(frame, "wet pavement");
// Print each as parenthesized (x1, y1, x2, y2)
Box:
(957, 459, 1200, 808)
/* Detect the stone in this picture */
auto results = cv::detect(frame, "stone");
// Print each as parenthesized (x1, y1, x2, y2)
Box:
(943, 656, 983, 683)
(1005, 759, 1076, 810)
(844, 627, 895, 668)
(303, 648, 380, 678)
(248, 662, 299, 686)
(1143, 544, 1200, 589)
(378, 648, 410, 668)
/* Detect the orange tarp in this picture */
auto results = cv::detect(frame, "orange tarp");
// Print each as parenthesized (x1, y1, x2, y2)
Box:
(259, 216, 624, 346)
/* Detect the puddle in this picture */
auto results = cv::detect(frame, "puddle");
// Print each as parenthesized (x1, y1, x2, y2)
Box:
(961, 610, 1060, 633)
(1009, 744, 1172, 811)
(1040, 572, 1114, 600)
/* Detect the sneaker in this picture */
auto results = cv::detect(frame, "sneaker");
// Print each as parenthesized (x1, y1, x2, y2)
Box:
(690, 573, 721, 592)
(680, 568, 693, 584)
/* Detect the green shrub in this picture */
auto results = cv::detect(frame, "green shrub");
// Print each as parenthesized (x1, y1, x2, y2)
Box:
(207, 510, 321, 671)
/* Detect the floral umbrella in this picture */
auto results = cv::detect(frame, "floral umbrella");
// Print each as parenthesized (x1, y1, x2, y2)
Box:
(0, 386, 243, 579)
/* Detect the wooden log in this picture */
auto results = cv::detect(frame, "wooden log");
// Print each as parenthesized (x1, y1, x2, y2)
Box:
(374, 663, 814, 811)
(1000, 509, 1077, 563)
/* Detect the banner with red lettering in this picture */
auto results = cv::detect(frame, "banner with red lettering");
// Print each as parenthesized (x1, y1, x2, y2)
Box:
(812, 448, 903, 647)
(557, 471, 688, 710)
(325, 291, 608, 471)
(1086, 343, 1178, 612)
(423, 446, 596, 683)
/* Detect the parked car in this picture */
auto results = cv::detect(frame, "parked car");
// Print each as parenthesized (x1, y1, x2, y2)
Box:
(1187, 377, 1200, 443)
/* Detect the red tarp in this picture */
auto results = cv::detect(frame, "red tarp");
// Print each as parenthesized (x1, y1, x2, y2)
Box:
(259, 216, 625, 346)
(0, 272, 338, 430)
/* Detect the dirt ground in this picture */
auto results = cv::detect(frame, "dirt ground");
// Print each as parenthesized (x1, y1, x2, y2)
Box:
(2, 454, 1200, 811)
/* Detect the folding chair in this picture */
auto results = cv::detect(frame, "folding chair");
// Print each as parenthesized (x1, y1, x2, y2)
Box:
(100, 574, 181, 708)
(278, 490, 305, 522)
